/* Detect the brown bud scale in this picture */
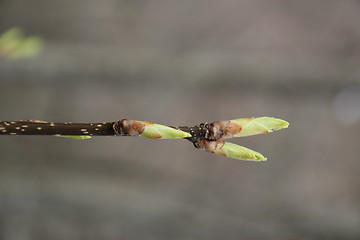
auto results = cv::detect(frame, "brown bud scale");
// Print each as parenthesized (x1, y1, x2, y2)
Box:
(113, 119, 145, 136)
(194, 139, 225, 152)
(208, 121, 242, 139)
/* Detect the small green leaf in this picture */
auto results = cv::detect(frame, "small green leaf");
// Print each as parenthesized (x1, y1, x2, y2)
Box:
(0, 28, 22, 46)
(56, 135, 92, 140)
(213, 142, 267, 161)
(0, 27, 43, 59)
(232, 117, 289, 137)
(8, 36, 43, 59)
(0, 28, 22, 56)
(140, 123, 191, 139)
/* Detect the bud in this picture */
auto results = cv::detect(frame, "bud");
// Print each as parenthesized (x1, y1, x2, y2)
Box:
(195, 139, 267, 161)
(140, 121, 191, 139)
(210, 117, 289, 139)
(213, 142, 267, 161)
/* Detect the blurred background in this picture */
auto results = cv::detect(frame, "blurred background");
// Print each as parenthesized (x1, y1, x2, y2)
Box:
(1, 0, 360, 239)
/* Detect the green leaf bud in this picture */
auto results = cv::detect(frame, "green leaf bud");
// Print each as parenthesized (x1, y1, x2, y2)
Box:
(213, 142, 267, 161)
(140, 122, 191, 139)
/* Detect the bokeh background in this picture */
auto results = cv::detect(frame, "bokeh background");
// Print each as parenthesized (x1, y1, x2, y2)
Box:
(1, 0, 360, 239)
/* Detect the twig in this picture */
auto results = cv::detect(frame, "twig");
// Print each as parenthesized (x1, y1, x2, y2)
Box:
(0, 117, 289, 161)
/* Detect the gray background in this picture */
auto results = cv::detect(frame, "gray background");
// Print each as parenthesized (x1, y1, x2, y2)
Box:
(1, 0, 360, 239)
